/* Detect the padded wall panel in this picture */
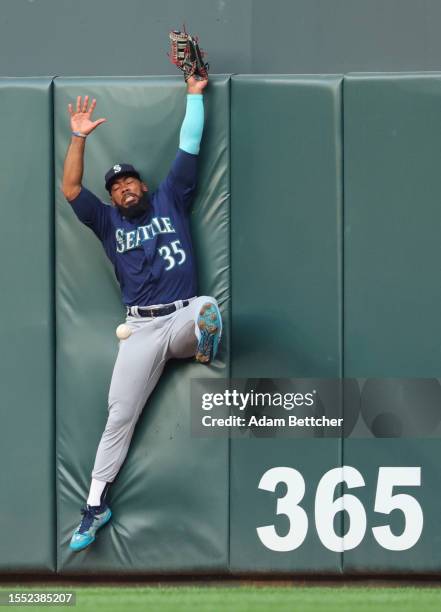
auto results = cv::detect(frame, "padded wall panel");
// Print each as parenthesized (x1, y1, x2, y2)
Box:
(0, 78, 55, 571)
(230, 76, 343, 572)
(55, 76, 230, 573)
(344, 73, 441, 378)
(344, 74, 441, 571)
(343, 440, 441, 573)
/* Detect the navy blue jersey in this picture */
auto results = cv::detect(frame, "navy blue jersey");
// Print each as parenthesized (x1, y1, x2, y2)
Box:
(69, 149, 198, 307)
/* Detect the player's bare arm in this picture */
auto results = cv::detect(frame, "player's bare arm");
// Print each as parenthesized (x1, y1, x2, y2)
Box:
(62, 96, 107, 201)
(186, 75, 208, 95)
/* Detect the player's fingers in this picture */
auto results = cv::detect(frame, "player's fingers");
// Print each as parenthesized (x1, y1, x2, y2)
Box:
(88, 98, 97, 116)
(92, 118, 107, 128)
(68, 103, 73, 116)
(82, 95, 89, 113)
(76, 96, 81, 113)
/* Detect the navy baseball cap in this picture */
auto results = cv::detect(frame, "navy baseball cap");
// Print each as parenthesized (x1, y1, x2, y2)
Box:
(105, 163, 141, 192)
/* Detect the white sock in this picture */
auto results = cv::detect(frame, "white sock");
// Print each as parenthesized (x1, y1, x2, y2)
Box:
(87, 478, 108, 507)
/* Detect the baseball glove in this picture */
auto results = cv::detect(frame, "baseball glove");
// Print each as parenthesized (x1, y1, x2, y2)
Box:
(168, 28, 209, 82)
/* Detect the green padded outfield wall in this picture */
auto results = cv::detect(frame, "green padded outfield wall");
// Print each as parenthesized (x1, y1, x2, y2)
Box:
(230, 76, 343, 573)
(1, 72, 439, 576)
(54, 76, 230, 573)
(343, 74, 441, 572)
(0, 79, 55, 572)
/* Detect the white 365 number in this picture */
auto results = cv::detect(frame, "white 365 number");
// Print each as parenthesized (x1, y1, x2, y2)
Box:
(257, 466, 423, 552)
(158, 240, 186, 271)
(256, 468, 308, 552)
(372, 467, 423, 551)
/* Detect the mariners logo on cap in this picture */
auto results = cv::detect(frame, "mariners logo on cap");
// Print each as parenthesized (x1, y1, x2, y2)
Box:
(113, 164, 122, 173)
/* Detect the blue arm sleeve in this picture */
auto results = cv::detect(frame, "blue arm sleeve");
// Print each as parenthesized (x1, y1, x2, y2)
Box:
(179, 94, 204, 154)
(157, 94, 204, 210)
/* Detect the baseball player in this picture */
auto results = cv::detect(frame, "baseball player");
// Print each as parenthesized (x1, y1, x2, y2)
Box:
(61, 75, 222, 552)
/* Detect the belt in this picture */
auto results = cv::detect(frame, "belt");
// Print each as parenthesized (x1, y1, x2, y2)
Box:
(126, 300, 189, 318)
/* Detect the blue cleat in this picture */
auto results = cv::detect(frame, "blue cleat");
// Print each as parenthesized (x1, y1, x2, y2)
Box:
(195, 302, 222, 364)
(69, 504, 112, 552)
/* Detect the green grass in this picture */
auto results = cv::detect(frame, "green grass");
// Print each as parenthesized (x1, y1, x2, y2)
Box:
(1, 586, 441, 612)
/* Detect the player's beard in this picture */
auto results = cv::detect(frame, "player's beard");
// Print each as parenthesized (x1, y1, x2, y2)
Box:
(117, 192, 151, 220)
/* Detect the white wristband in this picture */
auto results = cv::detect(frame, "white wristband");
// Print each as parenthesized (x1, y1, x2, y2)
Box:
(72, 131, 87, 139)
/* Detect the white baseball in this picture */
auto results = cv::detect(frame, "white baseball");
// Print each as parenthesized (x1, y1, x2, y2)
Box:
(116, 324, 132, 340)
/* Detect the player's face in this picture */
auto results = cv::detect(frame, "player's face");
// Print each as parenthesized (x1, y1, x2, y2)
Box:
(110, 176, 148, 208)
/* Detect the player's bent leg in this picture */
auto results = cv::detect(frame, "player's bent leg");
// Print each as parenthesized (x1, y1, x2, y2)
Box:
(169, 296, 222, 364)
(168, 317, 198, 359)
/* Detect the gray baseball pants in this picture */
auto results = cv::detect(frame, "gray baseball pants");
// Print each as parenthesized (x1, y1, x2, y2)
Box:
(91, 295, 221, 483)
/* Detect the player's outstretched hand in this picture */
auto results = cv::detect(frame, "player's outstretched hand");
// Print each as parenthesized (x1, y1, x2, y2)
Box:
(68, 96, 107, 136)
(187, 76, 208, 95)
